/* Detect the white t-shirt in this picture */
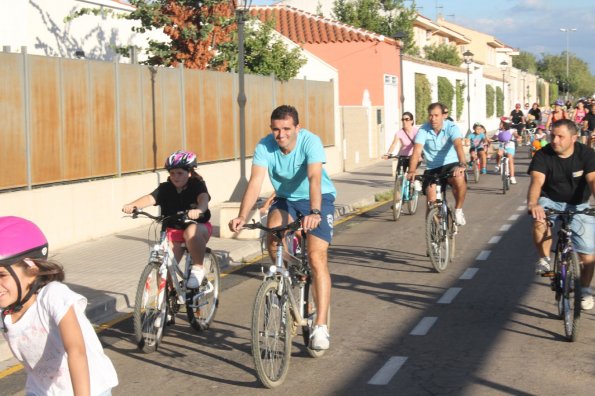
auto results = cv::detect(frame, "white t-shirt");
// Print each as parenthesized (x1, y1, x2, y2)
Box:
(1, 282, 118, 395)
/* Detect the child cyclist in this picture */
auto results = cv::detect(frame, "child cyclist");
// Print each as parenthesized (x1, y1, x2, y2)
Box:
(493, 117, 519, 184)
(0, 216, 118, 395)
(122, 150, 212, 289)
(468, 122, 490, 174)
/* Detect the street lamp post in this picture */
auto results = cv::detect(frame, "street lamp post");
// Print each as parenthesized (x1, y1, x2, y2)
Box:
(500, 61, 508, 115)
(231, 0, 252, 201)
(521, 70, 527, 104)
(463, 50, 473, 134)
(560, 27, 577, 101)
(393, 32, 406, 123)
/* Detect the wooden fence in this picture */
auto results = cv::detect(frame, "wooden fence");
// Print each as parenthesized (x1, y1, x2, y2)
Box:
(0, 53, 335, 190)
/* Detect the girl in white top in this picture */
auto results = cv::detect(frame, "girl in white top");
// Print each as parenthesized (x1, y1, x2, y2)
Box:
(0, 216, 118, 396)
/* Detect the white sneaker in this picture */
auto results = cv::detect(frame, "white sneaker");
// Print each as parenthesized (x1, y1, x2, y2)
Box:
(510, 177, 517, 184)
(494, 165, 500, 172)
(535, 257, 551, 275)
(309, 325, 330, 350)
(581, 288, 594, 310)
(454, 209, 466, 226)
(187, 267, 205, 289)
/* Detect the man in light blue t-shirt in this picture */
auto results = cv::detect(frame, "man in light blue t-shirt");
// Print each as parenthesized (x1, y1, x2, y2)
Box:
(406, 102, 468, 226)
(229, 105, 335, 351)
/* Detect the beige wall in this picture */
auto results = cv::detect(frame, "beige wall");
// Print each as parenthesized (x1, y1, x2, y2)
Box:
(341, 106, 384, 171)
(0, 147, 343, 250)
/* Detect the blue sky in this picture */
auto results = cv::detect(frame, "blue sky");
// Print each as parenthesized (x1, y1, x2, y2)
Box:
(253, 0, 595, 74)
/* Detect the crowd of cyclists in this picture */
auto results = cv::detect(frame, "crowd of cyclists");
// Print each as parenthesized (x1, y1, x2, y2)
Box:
(1, 97, 594, 394)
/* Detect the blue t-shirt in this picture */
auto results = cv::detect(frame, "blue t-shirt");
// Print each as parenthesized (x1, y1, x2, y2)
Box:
(468, 132, 485, 149)
(414, 120, 462, 170)
(252, 129, 336, 201)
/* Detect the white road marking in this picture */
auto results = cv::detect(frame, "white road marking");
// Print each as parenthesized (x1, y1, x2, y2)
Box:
(508, 214, 520, 221)
(460, 268, 479, 280)
(368, 356, 409, 385)
(500, 224, 511, 231)
(476, 250, 491, 260)
(488, 236, 501, 244)
(410, 317, 438, 336)
(438, 287, 462, 304)
(517, 205, 526, 211)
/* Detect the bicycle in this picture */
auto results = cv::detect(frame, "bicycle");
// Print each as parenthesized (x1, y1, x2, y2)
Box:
(130, 209, 221, 353)
(500, 156, 511, 194)
(419, 172, 457, 272)
(243, 216, 329, 388)
(467, 155, 481, 183)
(387, 154, 420, 221)
(542, 207, 595, 342)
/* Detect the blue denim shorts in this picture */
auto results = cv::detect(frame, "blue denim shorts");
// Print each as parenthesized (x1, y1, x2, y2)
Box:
(270, 194, 335, 243)
(538, 196, 595, 254)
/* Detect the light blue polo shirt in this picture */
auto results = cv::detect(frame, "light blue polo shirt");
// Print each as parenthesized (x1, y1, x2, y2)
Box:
(253, 129, 336, 201)
(414, 120, 462, 170)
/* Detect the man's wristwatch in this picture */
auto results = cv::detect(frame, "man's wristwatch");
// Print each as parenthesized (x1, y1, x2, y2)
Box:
(310, 209, 321, 216)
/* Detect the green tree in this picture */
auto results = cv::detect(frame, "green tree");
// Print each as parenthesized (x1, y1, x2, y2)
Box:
(66, 1, 306, 80)
(537, 52, 595, 99)
(486, 85, 495, 118)
(496, 86, 504, 117)
(212, 20, 307, 82)
(415, 73, 431, 123)
(512, 51, 538, 74)
(332, 0, 418, 54)
(455, 80, 465, 121)
(423, 43, 462, 67)
(437, 77, 454, 114)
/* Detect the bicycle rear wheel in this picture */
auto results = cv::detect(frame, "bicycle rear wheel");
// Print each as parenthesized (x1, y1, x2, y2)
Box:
(426, 207, 450, 272)
(392, 175, 404, 221)
(133, 262, 168, 353)
(301, 281, 331, 358)
(252, 279, 292, 388)
(186, 249, 221, 331)
(562, 252, 581, 341)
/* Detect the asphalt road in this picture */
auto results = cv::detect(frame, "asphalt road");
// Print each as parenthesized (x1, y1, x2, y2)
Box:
(3, 153, 595, 395)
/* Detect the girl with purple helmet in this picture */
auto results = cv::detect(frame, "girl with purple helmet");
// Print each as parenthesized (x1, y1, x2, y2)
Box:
(0, 216, 118, 395)
(122, 150, 212, 289)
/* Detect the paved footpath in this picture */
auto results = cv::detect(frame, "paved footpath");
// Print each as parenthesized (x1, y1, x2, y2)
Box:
(0, 160, 396, 364)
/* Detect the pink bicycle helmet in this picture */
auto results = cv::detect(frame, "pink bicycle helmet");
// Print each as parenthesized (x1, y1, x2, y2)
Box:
(0, 217, 48, 319)
(164, 150, 197, 171)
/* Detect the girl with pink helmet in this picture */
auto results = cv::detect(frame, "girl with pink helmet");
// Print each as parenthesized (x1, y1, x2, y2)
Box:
(0, 216, 118, 395)
(122, 150, 212, 289)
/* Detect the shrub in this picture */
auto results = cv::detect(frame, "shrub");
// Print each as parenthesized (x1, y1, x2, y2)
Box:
(496, 86, 504, 117)
(455, 80, 465, 121)
(415, 73, 432, 123)
(486, 85, 495, 118)
(437, 77, 454, 116)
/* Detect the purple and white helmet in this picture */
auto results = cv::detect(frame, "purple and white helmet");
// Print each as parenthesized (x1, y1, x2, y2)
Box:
(164, 150, 197, 171)
(0, 216, 48, 266)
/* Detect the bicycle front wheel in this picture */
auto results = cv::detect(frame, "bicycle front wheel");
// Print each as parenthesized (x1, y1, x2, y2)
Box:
(252, 279, 292, 388)
(562, 252, 581, 341)
(186, 249, 221, 331)
(133, 262, 168, 353)
(407, 184, 419, 215)
(301, 281, 331, 358)
(392, 175, 404, 221)
(501, 163, 508, 194)
(426, 207, 450, 272)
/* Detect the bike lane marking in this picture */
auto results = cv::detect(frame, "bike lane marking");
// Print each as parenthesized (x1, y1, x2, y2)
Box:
(438, 287, 462, 304)
(488, 236, 501, 244)
(500, 224, 511, 231)
(460, 268, 479, 280)
(508, 214, 520, 221)
(368, 356, 409, 385)
(476, 250, 491, 260)
(410, 317, 438, 336)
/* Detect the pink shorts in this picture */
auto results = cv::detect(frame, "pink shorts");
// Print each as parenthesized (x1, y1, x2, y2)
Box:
(166, 222, 213, 242)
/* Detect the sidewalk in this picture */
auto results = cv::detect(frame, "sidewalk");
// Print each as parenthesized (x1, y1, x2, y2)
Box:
(0, 160, 396, 363)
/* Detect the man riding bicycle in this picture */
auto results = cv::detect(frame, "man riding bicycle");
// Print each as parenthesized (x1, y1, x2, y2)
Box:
(228, 105, 336, 350)
(510, 103, 526, 138)
(406, 102, 468, 226)
(527, 119, 595, 310)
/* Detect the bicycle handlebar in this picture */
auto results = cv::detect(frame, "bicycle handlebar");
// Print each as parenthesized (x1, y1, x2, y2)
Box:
(544, 207, 595, 217)
(131, 208, 202, 222)
(242, 216, 303, 234)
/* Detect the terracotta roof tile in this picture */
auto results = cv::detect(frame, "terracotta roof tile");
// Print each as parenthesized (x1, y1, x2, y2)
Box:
(251, 5, 395, 45)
